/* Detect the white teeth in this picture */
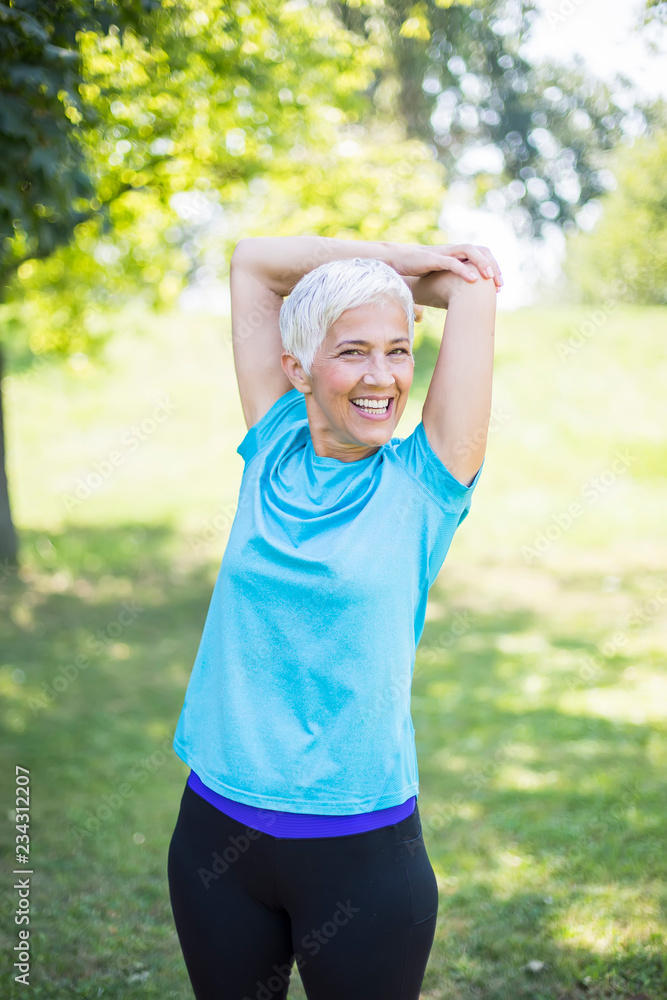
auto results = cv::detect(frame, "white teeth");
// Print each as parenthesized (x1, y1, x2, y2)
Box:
(351, 398, 390, 410)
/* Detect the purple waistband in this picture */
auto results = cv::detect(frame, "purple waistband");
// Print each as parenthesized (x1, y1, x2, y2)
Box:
(187, 770, 416, 838)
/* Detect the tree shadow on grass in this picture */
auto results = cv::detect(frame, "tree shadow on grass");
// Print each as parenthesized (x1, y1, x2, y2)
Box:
(423, 884, 665, 1000)
(0, 522, 664, 999)
(414, 592, 665, 999)
(0, 522, 214, 998)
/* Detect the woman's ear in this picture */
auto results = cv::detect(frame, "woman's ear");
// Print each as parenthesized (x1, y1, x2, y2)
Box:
(281, 352, 312, 393)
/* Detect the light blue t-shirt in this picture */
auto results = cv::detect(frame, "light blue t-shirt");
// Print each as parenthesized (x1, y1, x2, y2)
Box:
(173, 388, 483, 814)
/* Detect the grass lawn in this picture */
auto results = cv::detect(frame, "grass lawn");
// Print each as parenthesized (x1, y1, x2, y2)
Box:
(0, 300, 665, 999)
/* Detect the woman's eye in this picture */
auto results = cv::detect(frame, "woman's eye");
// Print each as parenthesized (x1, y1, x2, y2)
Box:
(341, 349, 410, 356)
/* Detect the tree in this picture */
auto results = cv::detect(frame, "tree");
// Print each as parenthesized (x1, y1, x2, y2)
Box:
(0, 0, 162, 566)
(564, 125, 667, 305)
(334, 0, 643, 237)
(0, 0, 453, 564)
(1, 0, 653, 566)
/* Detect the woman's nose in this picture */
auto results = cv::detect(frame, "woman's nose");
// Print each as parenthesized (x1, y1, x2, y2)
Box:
(363, 357, 396, 386)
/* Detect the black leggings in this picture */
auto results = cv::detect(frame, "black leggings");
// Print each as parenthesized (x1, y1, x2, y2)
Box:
(167, 782, 439, 1000)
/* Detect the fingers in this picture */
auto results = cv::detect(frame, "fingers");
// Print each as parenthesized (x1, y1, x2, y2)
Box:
(469, 250, 502, 287)
(439, 255, 480, 282)
(441, 244, 503, 288)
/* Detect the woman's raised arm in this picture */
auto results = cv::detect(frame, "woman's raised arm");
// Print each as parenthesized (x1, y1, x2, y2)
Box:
(230, 236, 389, 430)
(229, 236, 501, 432)
(411, 268, 497, 489)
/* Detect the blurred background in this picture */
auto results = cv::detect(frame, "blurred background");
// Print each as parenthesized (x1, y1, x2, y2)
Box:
(0, 1, 665, 997)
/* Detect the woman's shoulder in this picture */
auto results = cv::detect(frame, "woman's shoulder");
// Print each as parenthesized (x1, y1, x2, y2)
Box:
(236, 389, 307, 467)
(389, 420, 484, 515)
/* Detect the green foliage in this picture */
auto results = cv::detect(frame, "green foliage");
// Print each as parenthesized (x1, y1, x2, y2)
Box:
(0, 0, 160, 285)
(0, 0, 660, 365)
(1, 0, 450, 362)
(644, 0, 667, 24)
(564, 128, 667, 305)
(335, 0, 640, 237)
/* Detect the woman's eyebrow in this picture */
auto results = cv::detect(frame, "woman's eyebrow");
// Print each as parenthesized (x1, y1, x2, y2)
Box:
(337, 337, 411, 346)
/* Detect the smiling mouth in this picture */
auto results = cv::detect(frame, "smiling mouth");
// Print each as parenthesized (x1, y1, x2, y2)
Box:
(350, 397, 393, 418)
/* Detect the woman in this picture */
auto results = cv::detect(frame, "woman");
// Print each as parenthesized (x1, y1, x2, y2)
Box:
(168, 234, 501, 1000)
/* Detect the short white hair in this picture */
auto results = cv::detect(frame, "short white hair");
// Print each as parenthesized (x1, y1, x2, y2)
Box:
(280, 257, 415, 378)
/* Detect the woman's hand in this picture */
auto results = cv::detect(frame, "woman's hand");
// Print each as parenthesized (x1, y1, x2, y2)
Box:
(409, 267, 498, 311)
(382, 241, 503, 290)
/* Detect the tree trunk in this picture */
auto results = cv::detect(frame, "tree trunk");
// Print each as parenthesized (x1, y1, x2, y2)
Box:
(0, 341, 19, 568)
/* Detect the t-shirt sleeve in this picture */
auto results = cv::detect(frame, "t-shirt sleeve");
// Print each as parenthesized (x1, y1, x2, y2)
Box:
(236, 388, 306, 467)
(394, 419, 484, 528)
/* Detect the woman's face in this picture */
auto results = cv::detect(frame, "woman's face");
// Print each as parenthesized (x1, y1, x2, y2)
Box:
(297, 296, 415, 460)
